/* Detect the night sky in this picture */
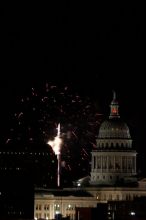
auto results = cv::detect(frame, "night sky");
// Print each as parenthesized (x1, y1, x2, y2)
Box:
(1, 3, 146, 178)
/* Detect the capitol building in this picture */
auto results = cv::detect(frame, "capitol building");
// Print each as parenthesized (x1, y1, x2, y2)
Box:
(90, 91, 136, 186)
(34, 92, 146, 220)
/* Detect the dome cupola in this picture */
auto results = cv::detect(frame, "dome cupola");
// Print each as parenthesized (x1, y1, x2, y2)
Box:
(109, 91, 120, 119)
(96, 91, 132, 149)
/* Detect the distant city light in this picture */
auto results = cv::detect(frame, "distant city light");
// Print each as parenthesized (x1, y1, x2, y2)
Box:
(130, 211, 135, 216)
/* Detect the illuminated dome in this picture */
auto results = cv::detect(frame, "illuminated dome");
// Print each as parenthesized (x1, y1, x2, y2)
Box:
(96, 91, 132, 149)
(98, 119, 131, 139)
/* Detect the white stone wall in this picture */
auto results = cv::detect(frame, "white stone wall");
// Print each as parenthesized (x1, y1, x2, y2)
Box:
(34, 186, 146, 220)
(90, 151, 137, 185)
(34, 194, 97, 220)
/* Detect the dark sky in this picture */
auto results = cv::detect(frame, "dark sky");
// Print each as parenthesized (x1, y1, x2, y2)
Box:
(0, 3, 146, 171)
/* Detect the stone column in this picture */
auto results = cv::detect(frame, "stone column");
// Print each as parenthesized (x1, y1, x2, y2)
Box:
(50, 204, 54, 220)
(114, 156, 115, 171)
(96, 155, 98, 169)
(134, 156, 136, 173)
(120, 156, 122, 173)
(107, 156, 109, 172)
(126, 157, 128, 173)
(101, 156, 103, 173)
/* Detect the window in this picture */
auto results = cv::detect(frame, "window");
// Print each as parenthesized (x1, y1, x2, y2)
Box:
(36, 204, 41, 210)
(44, 204, 49, 210)
(116, 194, 119, 200)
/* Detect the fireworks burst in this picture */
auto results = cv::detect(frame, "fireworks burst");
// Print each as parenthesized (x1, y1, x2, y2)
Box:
(5, 82, 101, 182)
(48, 123, 62, 156)
(48, 123, 62, 187)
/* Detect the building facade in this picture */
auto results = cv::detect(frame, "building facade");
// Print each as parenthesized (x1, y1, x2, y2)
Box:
(34, 92, 146, 220)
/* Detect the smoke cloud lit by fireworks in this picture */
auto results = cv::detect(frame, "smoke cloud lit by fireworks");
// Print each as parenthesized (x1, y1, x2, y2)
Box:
(4, 82, 101, 181)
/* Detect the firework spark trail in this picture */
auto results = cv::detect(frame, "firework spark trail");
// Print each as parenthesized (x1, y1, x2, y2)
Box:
(5, 82, 101, 181)
(47, 123, 62, 187)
